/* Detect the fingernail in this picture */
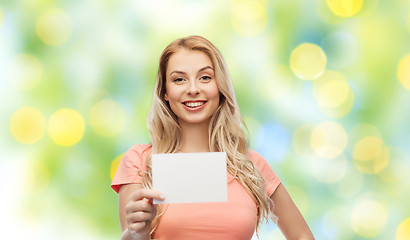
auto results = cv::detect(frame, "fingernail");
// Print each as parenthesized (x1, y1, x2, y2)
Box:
(159, 195, 165, 200)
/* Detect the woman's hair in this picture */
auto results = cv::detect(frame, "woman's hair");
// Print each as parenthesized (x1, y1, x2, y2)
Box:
(143, 35, 275, 236)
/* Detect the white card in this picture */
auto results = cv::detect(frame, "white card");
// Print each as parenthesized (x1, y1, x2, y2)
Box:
(152, 152, 227, 204)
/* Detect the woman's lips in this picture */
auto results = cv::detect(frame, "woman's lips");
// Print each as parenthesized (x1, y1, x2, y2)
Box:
(182, 101, 207, 111)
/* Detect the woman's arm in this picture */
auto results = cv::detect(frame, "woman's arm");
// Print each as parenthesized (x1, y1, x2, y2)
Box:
(118, 183, 164, 240)
(270, 183, 315, 240)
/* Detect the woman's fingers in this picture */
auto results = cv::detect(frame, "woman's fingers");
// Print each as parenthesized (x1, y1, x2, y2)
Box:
(124, 188, 164, 234)
(126, 188, 165, 215)
(127, 210, 156, 223)
(128, 221, 147, 233)
(125, 198, 154, 214)
(129, 188, 165, 203)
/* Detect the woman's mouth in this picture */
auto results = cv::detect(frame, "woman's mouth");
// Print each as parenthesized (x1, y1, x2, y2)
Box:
(182, 101, 207, 111)
(183, 101, 205, 108)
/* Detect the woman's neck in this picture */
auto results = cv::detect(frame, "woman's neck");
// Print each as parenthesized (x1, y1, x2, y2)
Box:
(178, 121, 210, 153)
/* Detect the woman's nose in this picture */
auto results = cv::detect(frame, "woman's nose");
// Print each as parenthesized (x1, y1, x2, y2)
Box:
(187, 80, 200, 95)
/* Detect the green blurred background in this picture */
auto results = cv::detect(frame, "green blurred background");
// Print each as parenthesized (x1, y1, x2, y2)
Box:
(1, 0, 410, 239)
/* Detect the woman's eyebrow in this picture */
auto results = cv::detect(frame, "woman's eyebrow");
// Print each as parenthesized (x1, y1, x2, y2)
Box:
(169, 70, 186, 76)
(198, 66, 214, 73)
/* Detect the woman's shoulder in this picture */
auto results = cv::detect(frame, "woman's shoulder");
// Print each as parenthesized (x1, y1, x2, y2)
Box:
(247, 148, 273, 171)
(247, 148, 265, 163)
(123, 143, 152, 162)
(127, 143, 152, 153)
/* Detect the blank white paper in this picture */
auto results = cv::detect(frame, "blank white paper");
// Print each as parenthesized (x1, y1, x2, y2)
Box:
(152, 152, 227, 204)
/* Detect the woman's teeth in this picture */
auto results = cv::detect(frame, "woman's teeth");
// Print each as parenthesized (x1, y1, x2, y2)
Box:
(184, 102, 205, 108)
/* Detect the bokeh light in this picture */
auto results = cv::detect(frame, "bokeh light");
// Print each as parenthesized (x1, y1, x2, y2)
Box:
(351, 199, 388, 238)
(89, 99, 127, 137)
(310, 121, 347, 159)
(231, 0, 268, 37)
(397, 54, 410, 90)
(396, 218, 410, 240)
(256, 123, 290, 163)
(353, 136, 389, 174)
(326, 0, 364, 18)
(290, 43, 327, 80)
(7, 54, 43, 91)
(10, 107, 46, 144)
(313, 71, 350, 108)
(48, 108, 85, 146)
(110, 153, 124, 180)
(312, 70, 355, 118)
(36, 8, 72, 46)
(319, 90, 354, 118)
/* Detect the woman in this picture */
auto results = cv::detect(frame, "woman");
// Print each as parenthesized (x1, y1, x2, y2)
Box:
(112, 36, 314, 240)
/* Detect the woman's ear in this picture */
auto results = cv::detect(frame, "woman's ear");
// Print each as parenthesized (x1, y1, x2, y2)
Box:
(164, 93, 169, 101)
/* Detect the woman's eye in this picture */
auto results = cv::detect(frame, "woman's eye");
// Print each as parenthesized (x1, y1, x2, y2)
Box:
(173, 78, 184, 82)
(201, 76, 211, 81)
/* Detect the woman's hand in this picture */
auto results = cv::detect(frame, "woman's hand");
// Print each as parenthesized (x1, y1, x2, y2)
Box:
(118, 184, 165, 239)
(125, 188, 165, 234)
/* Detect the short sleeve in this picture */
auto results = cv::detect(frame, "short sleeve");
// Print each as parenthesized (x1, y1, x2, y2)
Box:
(248, 149, 281, 197)
(111, 144, 151, 193)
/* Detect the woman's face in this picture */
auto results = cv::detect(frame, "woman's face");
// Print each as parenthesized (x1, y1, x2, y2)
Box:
(164, 48, 220, 126)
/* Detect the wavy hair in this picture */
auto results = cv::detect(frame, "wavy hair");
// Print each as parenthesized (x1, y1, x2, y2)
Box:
(142, 35, 276, 236)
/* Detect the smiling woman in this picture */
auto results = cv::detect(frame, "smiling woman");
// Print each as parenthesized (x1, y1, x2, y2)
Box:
(165, 49, 220, 128)
(111, 36, 314, 240)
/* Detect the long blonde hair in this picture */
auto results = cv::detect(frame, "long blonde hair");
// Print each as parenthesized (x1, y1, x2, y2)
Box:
(143, 35, 275, 236)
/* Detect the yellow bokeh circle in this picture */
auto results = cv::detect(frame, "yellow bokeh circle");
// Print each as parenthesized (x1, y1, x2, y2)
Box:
(351, 199, 388, 238)
(231, 0, 268, 37)
(320, 89, 355, 118)
(89, 99, 127, 137)
(318, 81, 350, 107)
(36, 8, 72, 46)
(353, 136, 389, 174)
(313, 71, 350, 108)
(397, 54, 410, 90)
(311, 121, 348, 159)
(8, 54, 43, 90)
(326, 0, 364, 18)
(110, 153, 125, 180)
(354, 136, 383, 161)
(397, 218, 410, 240)
(313, 70, 355, 118)
(10, 107, 46, 144)
(290, 43, 327, 80)
(48, 108, 85, 146)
